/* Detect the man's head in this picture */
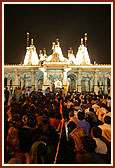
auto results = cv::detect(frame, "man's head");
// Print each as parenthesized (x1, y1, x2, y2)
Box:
(92, 126, 102, 138)
(104, 116, 111, 125)
(68, 121, 76, 133)
(82, 136, 97, 153)
(78, 112, 85, 120)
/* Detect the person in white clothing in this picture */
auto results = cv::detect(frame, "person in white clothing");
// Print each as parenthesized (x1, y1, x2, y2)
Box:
(91, 126, 107, 154)
(96, 104, 107, 122)
(92, 104, 100, 113)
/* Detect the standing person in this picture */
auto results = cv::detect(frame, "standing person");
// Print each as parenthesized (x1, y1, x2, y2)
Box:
(4, 87, 10, 105)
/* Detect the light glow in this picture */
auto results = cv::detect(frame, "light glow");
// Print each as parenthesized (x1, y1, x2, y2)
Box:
(46, 40, 67, 62)
(68, 53, 76, 64)
(76, 44, 91, 65)
(54, 80, 62, 88)
(24, 46, 39, 65)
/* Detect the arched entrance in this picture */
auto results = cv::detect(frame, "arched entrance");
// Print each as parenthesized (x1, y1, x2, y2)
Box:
(67, 74, 77, 92)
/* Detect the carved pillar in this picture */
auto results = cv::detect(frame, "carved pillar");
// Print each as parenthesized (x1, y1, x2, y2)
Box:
(85, 79, 89, 92)
(78, 69, 81, 93)
(104, 76, 108, 94)
(110, 76, 111, 96)
(44, 71, 48, 85)
(63, 68, 71, 93)
(42, 68, 49, 95)
(15, 71, 19, 88)
(31, 71, 35, 91)
(25, 75, 28, 88)
(90, 78, 93, 92)
(12, 78, 15, 90)
(7, 75, 10, 90)
(21, 78, 24, 89)
(76, 79, 78, 92)
(99, 79, 102, 94)
(63, 69, 68, 86)
(102, 77, 104, 93)
(94, 70, 98, 95)
(35, 79, 38, 91)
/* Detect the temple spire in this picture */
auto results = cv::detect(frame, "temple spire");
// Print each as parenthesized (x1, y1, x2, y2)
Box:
(52, 42, 55, 52)
(56, 38, 60, 47)
(84, 33, 87, 47)
(27, 32, 29, 47)
(81, 38, 83, 45)
(43, 48, 46, 55)
(31, 39, 34, 45)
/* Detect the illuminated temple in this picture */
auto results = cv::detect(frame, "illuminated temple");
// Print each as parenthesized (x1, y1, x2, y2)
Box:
(4, 33, 111, 95)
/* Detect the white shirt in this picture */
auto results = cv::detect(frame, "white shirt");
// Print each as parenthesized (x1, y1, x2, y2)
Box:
(93, 138, 108, 154)
(96, 107, 107, 122)
(92, 104, 100, 112)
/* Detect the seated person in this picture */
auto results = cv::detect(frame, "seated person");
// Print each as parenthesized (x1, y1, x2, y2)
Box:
(98, 116, 111, 142)
(68, 121, 87, 152)
(74, 136, 106, 164)
(76, 112, 91, 135)
(91, 126, 108, 155)
(86, 108, 98, 127)
(67, 110, 78, 125)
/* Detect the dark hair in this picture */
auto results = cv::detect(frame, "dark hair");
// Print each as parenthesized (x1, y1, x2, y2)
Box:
(78, 112, 85, 120)
(102, 103, 107, 109)
(89, 108, 94, 112)
(42, 119, 49, 125)
(69, 111, 74, 117)
(27, 117, 35, 127)
(104, 116, 111, 124)
(108, 96, 111, 100)
(68, 121, 76, 132)
(92, 127, 102, 138)
(82, 136, 97, 153)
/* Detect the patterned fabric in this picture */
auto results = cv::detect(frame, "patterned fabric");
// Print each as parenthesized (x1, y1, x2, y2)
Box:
(70, 128, 86, 151)
(6, 127, 19, 148)
(6, 127, 20, 156)
(50, 118, 60, 128)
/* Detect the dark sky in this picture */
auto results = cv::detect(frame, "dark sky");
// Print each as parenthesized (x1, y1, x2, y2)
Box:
(4, 3, 111, 64)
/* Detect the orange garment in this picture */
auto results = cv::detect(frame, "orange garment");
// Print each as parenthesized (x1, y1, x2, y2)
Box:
(70, 128, 86, 151)
(50, 118, 60, 128)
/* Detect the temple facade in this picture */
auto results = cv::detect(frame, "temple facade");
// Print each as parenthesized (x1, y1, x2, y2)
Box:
(4, 33, 111, 95)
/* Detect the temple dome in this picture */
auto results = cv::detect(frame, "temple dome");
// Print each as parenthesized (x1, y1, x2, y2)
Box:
(75, 44, 91, 65)
(46, 39, 68, 62)
(68, 47, 76, 64)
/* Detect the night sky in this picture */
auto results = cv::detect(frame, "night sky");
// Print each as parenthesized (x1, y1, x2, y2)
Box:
(4, 3, 111, 65)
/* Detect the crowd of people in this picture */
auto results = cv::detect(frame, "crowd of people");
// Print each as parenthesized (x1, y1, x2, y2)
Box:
(4, 87, 111, 164)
